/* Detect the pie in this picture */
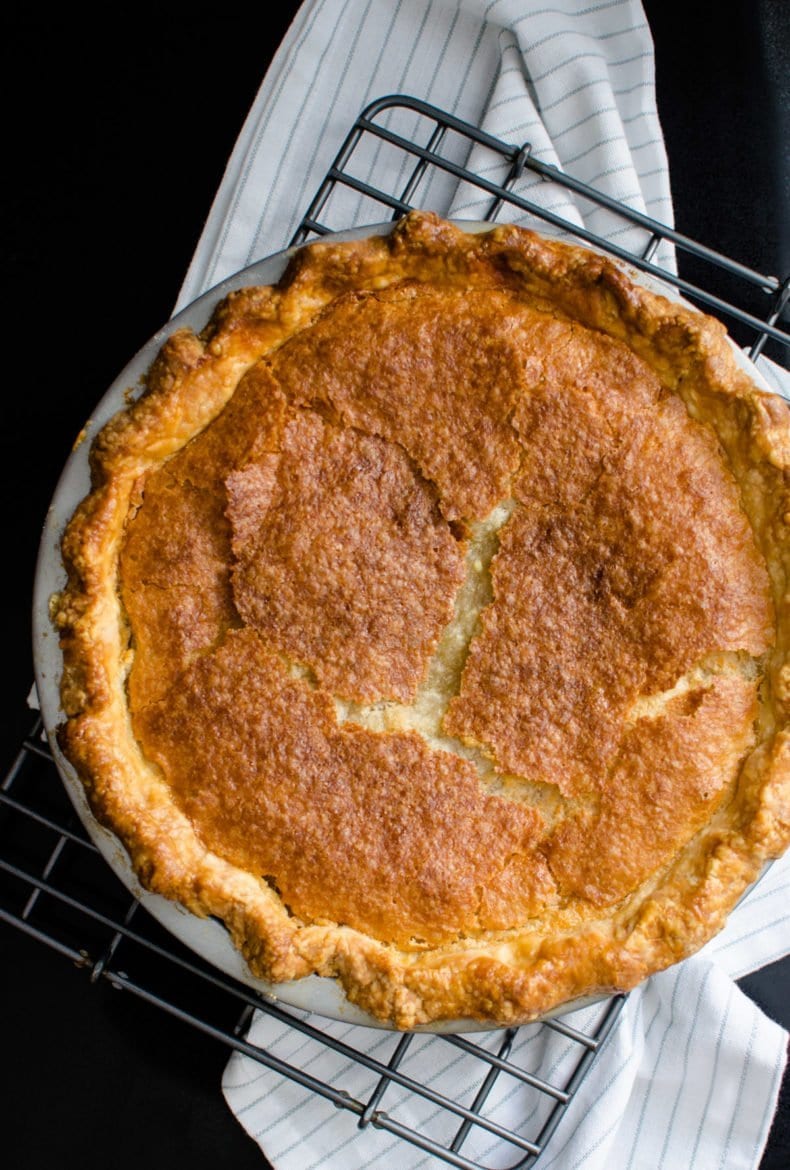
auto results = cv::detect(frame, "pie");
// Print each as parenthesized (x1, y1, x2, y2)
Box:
(50, 211, 790, 1029)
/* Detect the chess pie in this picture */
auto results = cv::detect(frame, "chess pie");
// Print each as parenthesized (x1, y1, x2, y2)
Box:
(50, 212, 790, 1028)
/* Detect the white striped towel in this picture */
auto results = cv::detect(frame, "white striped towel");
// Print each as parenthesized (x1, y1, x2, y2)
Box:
(175, 0, 677, 310)
(171, 2, 790, 1167)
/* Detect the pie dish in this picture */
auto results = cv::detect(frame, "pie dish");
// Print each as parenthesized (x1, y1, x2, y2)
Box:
(42, 211, 790, 1030)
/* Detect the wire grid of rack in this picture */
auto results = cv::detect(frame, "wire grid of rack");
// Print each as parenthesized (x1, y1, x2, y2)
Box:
(293, 94, 789, 364)
(2, 95, 789, 1170)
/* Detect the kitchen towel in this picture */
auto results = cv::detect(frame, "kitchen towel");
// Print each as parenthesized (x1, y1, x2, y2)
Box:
(175, 0, 677, 311)
(172, 2, 790, 1167)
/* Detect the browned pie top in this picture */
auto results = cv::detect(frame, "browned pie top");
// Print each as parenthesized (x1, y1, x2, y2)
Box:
(226, 405, 466, 704)
(136, 628, 553, 946)
(53, 212, 790, 1028)
(445, 329, 772, 791)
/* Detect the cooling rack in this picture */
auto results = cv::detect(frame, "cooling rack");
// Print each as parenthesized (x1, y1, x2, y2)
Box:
(2, 95, 788, 1170)
(292, 95, 789, 364)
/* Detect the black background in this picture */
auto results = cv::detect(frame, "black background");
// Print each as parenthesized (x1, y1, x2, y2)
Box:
(1, 4, 788, 1167)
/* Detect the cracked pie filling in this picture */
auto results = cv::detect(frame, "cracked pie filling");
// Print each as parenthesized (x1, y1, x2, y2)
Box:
(51, 212, 790, 1028)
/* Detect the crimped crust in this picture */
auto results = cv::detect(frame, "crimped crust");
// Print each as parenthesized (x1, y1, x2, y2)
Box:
(51, 212, 790, 1028)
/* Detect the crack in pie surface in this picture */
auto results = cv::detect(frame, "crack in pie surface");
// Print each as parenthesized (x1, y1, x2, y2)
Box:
(50, 212, 790, 1028)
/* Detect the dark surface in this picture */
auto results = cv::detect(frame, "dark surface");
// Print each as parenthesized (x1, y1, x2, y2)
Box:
(1, 6, 788, 1168)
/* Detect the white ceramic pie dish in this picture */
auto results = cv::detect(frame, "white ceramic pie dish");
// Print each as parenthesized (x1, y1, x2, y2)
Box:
(31, 219, 778, 1033)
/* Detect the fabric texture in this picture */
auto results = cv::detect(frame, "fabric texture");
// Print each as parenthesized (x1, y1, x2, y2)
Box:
(170, 2, 790, 1166)
(175, 0, 675, 310)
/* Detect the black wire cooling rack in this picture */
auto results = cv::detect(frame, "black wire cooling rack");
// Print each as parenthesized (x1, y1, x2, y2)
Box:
(2, 95, 789, 1170)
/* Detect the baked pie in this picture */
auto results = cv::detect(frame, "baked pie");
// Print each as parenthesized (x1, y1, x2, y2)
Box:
(50, 211, 790, 1028)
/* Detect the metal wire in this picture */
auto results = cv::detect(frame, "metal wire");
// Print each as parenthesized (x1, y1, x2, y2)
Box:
(4, 93, 789, 1169)
(291, 95, 789, 364)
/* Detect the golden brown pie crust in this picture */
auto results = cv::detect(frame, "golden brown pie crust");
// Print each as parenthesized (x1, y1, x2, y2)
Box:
(51, 212, 790, 1028)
